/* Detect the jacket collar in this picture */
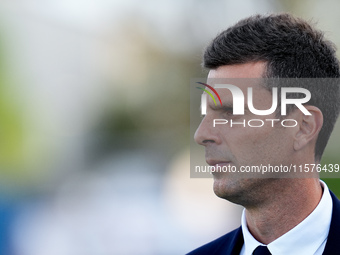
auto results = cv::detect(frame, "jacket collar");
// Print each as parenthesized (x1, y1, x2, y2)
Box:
(322, 190, 340, 254)
(225, 190, 340, 255)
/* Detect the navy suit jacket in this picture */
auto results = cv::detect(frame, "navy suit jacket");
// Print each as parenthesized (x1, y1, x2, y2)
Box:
(187, 191, 340, 255)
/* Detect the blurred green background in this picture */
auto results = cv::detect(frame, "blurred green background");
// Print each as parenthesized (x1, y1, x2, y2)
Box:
(0, 1, 339, 254)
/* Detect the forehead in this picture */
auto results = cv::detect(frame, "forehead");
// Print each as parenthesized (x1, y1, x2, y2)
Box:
(208, 62, 267, 79)
(205, 62, 272, 109)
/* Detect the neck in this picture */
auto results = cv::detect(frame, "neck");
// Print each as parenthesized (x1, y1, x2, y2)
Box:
(245, 178, 322, 244)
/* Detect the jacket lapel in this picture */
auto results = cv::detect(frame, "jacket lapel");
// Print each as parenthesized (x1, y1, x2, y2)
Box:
(221, 227, 244, 255)
(231, 228, 244, 255)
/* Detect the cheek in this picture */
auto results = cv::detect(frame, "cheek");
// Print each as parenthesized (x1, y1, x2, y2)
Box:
(227, 126, 291, 164)
(253, 127, 293, 164)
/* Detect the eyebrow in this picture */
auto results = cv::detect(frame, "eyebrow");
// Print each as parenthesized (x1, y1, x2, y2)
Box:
(209, 102, 250, 113)
(210, 103, 233, 111)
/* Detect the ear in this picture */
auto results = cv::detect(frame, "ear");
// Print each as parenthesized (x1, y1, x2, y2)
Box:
(293, 105, 323, 151)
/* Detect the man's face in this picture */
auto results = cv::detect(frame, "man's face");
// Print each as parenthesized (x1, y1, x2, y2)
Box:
(194, 62, 296, 205)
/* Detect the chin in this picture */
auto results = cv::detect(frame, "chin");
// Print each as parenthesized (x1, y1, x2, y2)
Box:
(213, 177, 244, 204)
(213, 176, 264, 206)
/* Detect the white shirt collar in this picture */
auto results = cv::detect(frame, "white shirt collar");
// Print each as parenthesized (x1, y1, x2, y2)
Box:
(241, 180, 333, 255)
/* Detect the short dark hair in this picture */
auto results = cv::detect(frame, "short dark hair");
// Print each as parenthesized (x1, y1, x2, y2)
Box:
(203, 13, 340, 161)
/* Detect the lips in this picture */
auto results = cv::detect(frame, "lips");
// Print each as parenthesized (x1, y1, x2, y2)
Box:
(206, 159, 231, 167)
(206, 160, 233, 176)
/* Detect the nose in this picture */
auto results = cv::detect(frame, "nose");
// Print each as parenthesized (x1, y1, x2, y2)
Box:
(194, 115, 221, 146)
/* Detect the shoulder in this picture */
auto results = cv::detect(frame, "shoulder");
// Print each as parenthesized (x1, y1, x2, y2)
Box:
(186, 227, 243, 255)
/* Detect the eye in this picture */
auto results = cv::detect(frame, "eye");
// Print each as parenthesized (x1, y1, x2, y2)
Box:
(222, 107, 233, 117)
(223, 111, 233, 119)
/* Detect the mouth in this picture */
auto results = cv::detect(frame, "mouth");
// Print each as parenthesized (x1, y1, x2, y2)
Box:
(206, 160, 232, 176)
(206, 160, 232, 168)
